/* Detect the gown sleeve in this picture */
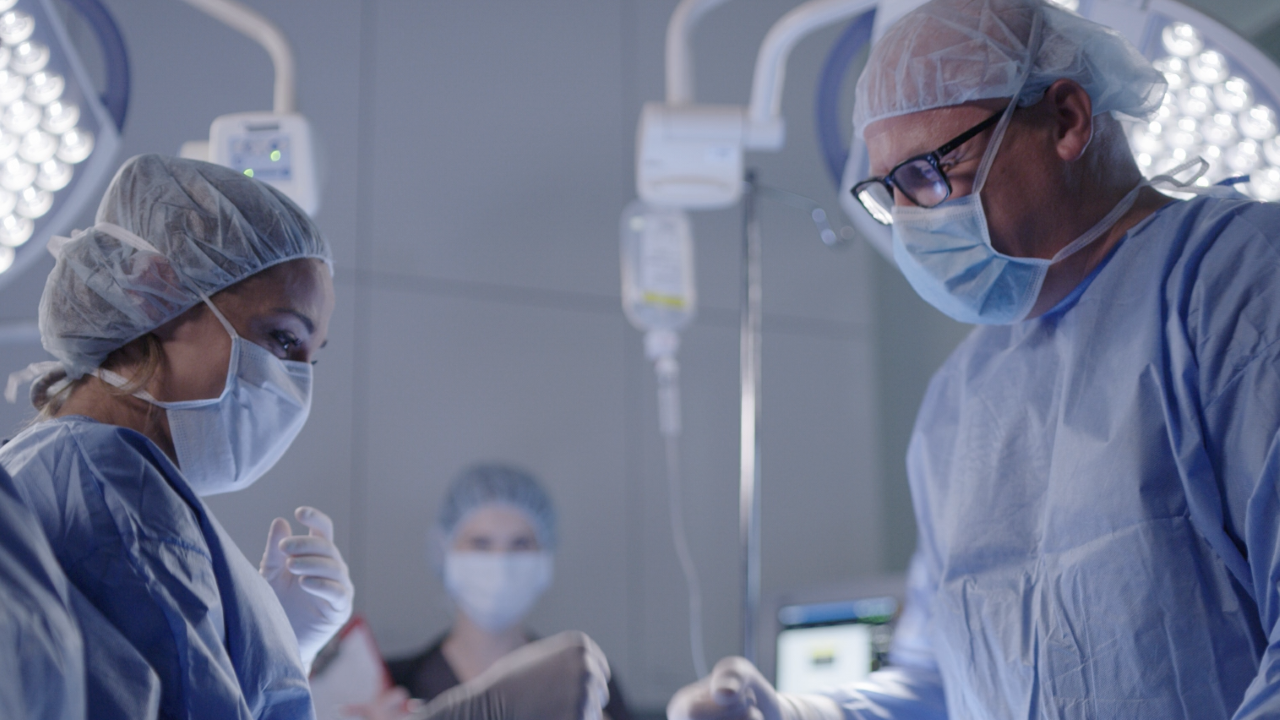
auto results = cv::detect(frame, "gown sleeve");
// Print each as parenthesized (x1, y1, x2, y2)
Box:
(814, 550, 948, 720)
(1178, 206, 1280, 718)
(0, 419, 310, 720)
(0, 466, 86, 720)
(1201, 347, 1280, 719)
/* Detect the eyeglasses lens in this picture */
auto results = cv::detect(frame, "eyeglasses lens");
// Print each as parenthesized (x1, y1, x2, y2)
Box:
(856, 182, 894, 225)
(891, 159, 949, 207)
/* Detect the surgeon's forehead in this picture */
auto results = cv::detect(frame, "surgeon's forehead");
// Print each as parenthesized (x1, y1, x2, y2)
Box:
(864, 100, 1006, 174)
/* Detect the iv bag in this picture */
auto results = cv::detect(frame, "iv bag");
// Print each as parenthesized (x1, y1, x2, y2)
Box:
(620, 200, 697, 334)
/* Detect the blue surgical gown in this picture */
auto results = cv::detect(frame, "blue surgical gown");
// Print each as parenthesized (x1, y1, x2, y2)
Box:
(820, 194, 1280, 719)
(0, 464, 84, 720)
(0, 416, 315, 720)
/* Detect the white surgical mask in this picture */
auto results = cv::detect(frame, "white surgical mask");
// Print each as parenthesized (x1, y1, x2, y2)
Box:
(99, 298, 313, 496)
(444, 551, 554, 633)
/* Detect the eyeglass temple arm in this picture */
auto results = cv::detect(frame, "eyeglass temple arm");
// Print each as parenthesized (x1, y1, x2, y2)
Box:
(933, 111, 1003, 159)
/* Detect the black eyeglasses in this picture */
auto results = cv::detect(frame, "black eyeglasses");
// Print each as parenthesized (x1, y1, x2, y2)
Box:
(851, 111, 1003, 225)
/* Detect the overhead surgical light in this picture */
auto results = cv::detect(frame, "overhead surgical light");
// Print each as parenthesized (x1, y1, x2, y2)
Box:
(1129, 11, 1280, 200)
(0, 0, 127, 290)
(838, 0, 1280, 259)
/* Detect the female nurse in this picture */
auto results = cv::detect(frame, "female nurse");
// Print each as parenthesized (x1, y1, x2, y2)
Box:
(1, 155, 607, 720)
(386, 464, 631, 720)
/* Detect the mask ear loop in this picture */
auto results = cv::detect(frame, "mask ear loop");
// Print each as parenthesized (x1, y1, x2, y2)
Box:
(199, 295, 240, 340)
(971, 10, 1046, 196)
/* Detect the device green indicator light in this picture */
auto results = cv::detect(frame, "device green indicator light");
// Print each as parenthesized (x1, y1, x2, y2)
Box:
(243, 168, 254, 177)
(270, 150, 281, 162)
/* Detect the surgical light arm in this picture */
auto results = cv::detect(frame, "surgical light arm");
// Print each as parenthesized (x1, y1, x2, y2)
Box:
(666, 0, 734, 106)
(175, 0, 295, 113)
(638, 0, 882, 209)
(746, 0, 880, 150)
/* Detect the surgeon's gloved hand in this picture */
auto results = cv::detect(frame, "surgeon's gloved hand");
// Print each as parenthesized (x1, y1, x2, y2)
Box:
(420, 631, 610, 720)
(260, 506, 354, 669)
(667, 657, 842, 720)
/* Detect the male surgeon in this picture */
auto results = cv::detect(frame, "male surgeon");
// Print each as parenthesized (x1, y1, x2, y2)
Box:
(667, 0, 1280, 717)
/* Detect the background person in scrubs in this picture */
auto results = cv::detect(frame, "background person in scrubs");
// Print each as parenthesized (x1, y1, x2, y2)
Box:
(384, 463, 632, 720)
(668, 0, 1280, 717)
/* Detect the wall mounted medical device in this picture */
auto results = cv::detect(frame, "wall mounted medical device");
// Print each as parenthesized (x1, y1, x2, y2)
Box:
(0, 0, 127, 292)
(177, 0, 319, 216)
(835, 0, 1280, 261)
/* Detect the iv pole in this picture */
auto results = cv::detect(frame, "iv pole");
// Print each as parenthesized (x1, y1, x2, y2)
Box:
(659, 0, 879, 662)
(740, 170, 763, 663)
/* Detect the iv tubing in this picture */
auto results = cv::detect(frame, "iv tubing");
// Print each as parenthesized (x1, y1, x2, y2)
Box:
(657, 358, 709, 677)
(176, 0, 296, 114)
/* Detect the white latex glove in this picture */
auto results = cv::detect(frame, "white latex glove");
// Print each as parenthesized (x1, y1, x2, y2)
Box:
(260, 506, 354, 668)
(667, 657, 841, 720)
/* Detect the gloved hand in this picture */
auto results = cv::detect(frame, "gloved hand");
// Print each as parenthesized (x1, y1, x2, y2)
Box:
(420, 631, 611, 720)
(344, 686, 425, 720)
(667, 657, 841, 720)
(260, 506, 354, 668)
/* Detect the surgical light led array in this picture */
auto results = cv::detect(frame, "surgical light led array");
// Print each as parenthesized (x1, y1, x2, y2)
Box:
(0, 0, 97, 275)
(1129, 21, 1280, 201)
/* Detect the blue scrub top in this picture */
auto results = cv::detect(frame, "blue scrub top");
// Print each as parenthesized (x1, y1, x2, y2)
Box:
(0, 416, 314, 720)
(821, 194, 1280, 719)
(0, 464, 85, 720)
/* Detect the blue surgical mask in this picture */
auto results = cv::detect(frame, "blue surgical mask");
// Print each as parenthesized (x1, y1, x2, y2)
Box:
(890, 93, 1145, 325)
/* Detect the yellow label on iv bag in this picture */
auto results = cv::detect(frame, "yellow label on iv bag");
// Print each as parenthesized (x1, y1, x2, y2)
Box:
(642, 292, 687, 309)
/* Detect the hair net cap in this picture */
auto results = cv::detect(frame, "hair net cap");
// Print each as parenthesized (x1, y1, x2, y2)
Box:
(38, 154, 332, 379)
(439, 464, 558, 551)
(853, 0, 1167, 140)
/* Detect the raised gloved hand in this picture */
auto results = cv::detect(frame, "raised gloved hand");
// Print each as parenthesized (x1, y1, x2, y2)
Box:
(667, 657, 841, 720)
(420, 631, 611, 720)
(260, 506, 354, 668)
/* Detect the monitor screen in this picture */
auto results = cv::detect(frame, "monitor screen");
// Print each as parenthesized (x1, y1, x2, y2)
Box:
(774, 595, 897, 695)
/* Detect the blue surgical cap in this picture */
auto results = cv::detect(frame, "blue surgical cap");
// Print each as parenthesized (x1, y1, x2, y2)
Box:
(38, 153, 332, 379)
(438, 464, 558, 551)
(853, 0, 1167, 139)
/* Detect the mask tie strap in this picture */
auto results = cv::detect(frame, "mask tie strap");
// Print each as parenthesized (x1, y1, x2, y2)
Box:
(1149, 157, 1211, 191)
(94, 367, 164, 405)
(972, 11, 1045, 194)
(4, 361, 62, 404)
(93, 222, 163, 254)
(1049, 181, 1147, 264)
(199, 295, 240, 340)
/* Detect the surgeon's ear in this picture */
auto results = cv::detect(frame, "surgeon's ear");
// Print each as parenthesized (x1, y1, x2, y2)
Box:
(1046, 79, 1094, 163)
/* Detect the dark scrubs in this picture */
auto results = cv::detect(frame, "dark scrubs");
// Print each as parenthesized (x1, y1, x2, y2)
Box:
(387, 635, 633, 720)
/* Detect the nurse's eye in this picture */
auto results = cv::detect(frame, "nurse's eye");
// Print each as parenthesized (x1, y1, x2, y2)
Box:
(270, 330, 300, 354)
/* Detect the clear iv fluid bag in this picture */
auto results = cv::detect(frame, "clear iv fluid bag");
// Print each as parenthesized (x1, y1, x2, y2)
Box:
(620, 200, 697, 334)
